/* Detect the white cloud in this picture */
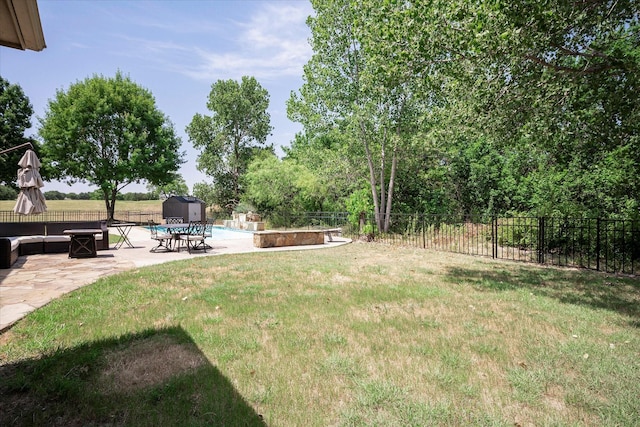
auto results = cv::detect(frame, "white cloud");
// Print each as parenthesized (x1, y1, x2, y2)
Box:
(175, 2, 313, 81)
(110, 2, 313, 82)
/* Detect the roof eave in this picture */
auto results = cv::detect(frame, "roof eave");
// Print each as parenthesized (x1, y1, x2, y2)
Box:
(0, 0, 46, 52)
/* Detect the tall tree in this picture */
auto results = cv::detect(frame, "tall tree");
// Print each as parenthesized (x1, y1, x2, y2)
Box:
(407, 0, 640, 217)
(0, 76, 35, 188)
(291, 1, 638, 219)
(491, 1, 639, 217)
(39, 72, 184, 222)
(352, 0, 639, 217)
(146, 175, 189, 200)
(186, 76, 272, 213)
(289, 1, 380, 231)
(289, 0, 433, 231)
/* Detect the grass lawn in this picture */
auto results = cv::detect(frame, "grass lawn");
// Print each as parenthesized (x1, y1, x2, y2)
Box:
(1, 243, 638, 426)
(0, 199, 162, 212)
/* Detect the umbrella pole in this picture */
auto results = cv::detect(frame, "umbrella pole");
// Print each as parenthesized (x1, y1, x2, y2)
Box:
(0, 142, 34, 155)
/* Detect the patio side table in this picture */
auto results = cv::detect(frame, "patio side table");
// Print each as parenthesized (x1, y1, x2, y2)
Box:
(63, 229, 102, 258)
(112, 223, 136, 249)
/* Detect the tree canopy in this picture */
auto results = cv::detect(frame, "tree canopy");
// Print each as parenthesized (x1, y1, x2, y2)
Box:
(288, 0, 424, 231)
(0, 76, 36, 189)
(243, 152, 327, 220)
(39, 72, 184, 222)
(147, 175, 189, 200)
(285, 0, 639, 220)
(186, 76, 273, 213)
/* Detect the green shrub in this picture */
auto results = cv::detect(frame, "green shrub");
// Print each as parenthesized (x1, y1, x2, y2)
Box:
(0, 185, 17, 200)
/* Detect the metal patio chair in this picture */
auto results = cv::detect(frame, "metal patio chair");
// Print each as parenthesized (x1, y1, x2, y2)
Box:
(148, 220, 173, 252)
(183, 221, 208, 253)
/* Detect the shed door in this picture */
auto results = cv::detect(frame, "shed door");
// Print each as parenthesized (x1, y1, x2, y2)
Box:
(188, 203, 201, 221)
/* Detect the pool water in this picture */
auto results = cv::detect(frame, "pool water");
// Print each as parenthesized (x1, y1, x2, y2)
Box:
(153, 225, 253, 240)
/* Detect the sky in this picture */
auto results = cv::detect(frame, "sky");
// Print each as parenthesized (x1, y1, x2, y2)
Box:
(0, 0, 314, 194)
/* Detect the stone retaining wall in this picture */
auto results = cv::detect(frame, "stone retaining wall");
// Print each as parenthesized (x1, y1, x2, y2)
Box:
(224, 212, 265, 231)
(253, 230, 324, 248)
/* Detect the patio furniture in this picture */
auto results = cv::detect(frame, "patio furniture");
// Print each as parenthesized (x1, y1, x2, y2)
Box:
(165, 216, 183, 224)
(148, 221, 173, 253)
(112, 222, 136, 249)
(183, 221, 208, 254)
(203, 220, 214, 249)
(163, 222, 190, 252)
(63, 229, 102, 258)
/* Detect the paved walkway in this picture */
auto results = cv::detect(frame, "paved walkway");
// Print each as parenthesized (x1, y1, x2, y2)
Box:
(0, 227, 350, 332)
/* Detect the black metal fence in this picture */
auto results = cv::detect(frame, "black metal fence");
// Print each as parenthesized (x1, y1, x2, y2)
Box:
(277, 212, 640, 275)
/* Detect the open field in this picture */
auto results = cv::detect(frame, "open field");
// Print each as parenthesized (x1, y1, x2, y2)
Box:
(1, 243, 639, 426)
(0, 199, 162, 212)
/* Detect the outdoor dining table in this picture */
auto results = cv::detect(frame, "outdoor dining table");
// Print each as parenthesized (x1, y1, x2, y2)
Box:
(163, 223, 191, 251)
(112, 223, 136, 249)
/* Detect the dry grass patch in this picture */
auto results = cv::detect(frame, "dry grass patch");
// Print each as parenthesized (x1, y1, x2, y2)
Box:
(99, 333, 207, 393)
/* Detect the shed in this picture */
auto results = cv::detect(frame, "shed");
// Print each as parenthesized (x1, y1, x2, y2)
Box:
(162, 196, 206, 223)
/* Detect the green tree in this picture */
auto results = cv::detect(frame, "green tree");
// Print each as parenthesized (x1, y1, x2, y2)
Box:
(0, 76, 35, 188)
(405, 0, 640, 217)
(350, 0, 639, 218)
(243, 153, 326, 221)
(0, 185, 18, 200)
(39, 72, 184, 222)
(284, 131, 361, 211)
(89, 190, 103, 201)
(192, 182, 216, 209)
(289, 0, 429, 232)
(289, 1, 638, 219)
(473, 2, 638, 217)
(186, 76, 273, 213)
(122, 192, 153, 201)
(43, 191, 65, 200)
(146, 175, 189, 199)
(345, 187, 374, 233)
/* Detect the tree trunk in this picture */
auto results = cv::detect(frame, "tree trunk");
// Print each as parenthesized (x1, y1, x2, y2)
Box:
(103, 187, 117, 224)
(384, 133, 399, 233)
(233, 136, 240, 205)
(360, 121, 382, 232)
(379, 128, 387, 231)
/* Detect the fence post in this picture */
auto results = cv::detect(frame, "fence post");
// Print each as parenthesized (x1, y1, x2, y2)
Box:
(492, 216, 497, 259)
(538, 217, 545, 264)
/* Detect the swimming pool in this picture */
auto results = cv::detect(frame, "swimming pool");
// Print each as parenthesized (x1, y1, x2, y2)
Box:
(153, 225, 253, 240)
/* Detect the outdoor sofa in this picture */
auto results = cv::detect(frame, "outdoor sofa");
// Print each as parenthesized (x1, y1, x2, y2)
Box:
(0, 221, 109, 269)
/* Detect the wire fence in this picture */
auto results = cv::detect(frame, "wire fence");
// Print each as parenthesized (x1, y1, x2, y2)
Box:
(276, 212, 640, 275)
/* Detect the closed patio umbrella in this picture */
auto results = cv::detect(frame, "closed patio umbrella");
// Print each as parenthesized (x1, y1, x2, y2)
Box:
(13, 149, 47, 215)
